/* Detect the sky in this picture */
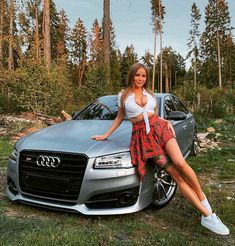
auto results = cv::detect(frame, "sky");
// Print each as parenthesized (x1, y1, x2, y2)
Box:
(54, 0, 235, 65)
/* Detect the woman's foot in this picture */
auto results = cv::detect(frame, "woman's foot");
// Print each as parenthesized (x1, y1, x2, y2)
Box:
(201, 213, 230, 235)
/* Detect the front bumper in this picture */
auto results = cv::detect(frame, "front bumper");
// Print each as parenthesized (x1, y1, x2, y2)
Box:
(6, 156, 154, 215)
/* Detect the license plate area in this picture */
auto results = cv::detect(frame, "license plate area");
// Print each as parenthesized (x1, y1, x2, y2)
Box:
(22, 174, 69, 193)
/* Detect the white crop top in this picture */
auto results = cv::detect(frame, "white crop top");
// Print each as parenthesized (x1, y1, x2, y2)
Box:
(117, 89, 157, 134)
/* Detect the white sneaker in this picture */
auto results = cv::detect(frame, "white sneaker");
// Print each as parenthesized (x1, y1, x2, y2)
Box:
(201, 198, 212, 214)
(201, 213, 230, 235)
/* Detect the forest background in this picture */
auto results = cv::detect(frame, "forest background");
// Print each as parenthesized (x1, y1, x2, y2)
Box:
(0, 0, 234, 118)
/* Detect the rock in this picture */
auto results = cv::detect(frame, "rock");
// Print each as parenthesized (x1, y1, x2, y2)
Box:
(197, 130, 221, 153)
(0, 128, 7, 137)
(207, 127, 216, 133)
(197, 132, 209, 140)
(215, 119, 223, 124)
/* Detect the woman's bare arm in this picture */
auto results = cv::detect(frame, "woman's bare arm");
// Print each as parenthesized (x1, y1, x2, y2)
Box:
(91, 107, 125, 141)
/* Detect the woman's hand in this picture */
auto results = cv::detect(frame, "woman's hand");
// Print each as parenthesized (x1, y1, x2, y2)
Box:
(161, 118, 176, 137)
(166, 120, 176, 137)
(91, 134, 108, 141)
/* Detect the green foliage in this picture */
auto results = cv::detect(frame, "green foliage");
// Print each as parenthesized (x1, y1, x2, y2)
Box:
(199, 0, 233, 88)
(75, 64, 110, 108)
(173, 83, 234, 118)
(120, 45, 138, 87)
(150, 0, 165, 33)
(110, 50, 122, 93)
(0, 93, 18, 113)
(0, 136, 13, 167)
(3, 65, 72, 115)
(70, 18, 87, 64)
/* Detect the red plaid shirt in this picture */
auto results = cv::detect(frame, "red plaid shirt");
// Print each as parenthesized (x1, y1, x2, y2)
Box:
(130, 116, 175, 180)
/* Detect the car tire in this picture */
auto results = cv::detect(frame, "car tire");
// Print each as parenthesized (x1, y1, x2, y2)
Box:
(152, 167, 177, 209)
(190, 128, 198, 156)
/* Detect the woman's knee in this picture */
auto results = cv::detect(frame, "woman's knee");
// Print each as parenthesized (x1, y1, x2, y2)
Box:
(166, 165, 184, 183)
(173, 159, 188, 170)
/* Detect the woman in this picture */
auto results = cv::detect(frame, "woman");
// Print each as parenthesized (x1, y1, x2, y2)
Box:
(91, 63, 229, 235)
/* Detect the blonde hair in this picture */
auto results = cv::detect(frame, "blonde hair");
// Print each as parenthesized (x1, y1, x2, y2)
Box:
(120, 63, 154, 110)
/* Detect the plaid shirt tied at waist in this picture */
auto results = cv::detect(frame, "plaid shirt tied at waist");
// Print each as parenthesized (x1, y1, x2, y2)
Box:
(130, 115, 175, 180)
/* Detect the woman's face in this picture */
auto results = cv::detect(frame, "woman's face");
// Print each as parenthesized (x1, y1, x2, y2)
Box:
(133, 68, 147, 89)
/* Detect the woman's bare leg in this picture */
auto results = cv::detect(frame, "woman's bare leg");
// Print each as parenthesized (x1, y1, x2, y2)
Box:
(166, 164, 211, 217)
(165, 138, 205, 201)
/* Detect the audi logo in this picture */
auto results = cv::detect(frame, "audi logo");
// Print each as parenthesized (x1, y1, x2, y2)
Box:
(36, 155, 61, 168)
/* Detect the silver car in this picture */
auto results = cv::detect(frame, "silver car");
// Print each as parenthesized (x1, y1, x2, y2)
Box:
(6, 93, 197, 215)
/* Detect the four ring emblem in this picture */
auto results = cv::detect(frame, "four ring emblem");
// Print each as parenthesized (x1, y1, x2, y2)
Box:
(36, 155, 61, 168)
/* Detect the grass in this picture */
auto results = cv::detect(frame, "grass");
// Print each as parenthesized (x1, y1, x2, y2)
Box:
(0, 136, 13, 167)
(0, 116, 234, 245)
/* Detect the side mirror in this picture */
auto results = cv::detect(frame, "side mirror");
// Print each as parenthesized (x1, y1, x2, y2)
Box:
(167, 111, 187, 121)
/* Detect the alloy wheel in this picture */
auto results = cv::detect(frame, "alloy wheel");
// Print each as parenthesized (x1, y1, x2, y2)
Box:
(152, 167, 177, 208)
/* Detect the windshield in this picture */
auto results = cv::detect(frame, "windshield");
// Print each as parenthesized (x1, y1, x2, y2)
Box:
(75, 95, 161, 120)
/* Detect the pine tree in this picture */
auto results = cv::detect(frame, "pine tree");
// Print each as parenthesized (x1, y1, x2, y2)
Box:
(110, 49, 121, 93)
(141, 50, 154, 89)
(160, 47, 186, 91)
(108, 23, 121, 93)
(57, 9, 69, 62)
(187, 2, 201, 86)
(49, 0, 60, 61)
(120, 45, 138, 87)
(17, 1, 41, 65)
(200, 0, 232, 88)
(150, 0, 165, 92)
(70, 18, 87, 87)
(89, 19, 103, 64)
(223, 31, 235, 88)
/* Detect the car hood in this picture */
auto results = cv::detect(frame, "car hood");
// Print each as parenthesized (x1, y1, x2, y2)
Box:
(19, 120, 132, 157)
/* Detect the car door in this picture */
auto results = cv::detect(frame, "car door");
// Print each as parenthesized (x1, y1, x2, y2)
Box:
(171, 96, 195, 155)
(163, 95, 188, 156)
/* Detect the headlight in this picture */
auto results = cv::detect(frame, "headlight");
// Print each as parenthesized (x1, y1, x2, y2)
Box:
(10, 146, 18, 161)
(94, 152, 133, 169)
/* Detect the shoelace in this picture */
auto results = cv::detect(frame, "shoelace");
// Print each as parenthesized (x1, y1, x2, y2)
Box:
(212, 213, 221, 224)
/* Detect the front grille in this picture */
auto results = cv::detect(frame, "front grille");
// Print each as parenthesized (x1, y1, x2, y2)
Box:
(19, 150, 88, 201)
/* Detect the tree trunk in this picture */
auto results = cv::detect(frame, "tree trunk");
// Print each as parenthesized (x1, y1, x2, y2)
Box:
(165, 63, 169, 93)
(35, 3, 40, 62)
(8, 0, 14, 70)
(159, 3, 163, 93)
(43, 0, 51, 69)
(152, 30, 157, 92)
(194, 48, 197, 86)
(103, 0, 110, 65)
(0, 1, 3, 69)
(169, 65, 172, 92)
(77, 61, 86, 88)
(217, 30, 222, 88)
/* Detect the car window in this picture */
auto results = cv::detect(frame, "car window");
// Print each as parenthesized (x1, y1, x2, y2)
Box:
(76, 95, 162, 120)
(172, 96, 188, 113)
(164, 96, 176, 116)
(76, 98, 118, 120)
